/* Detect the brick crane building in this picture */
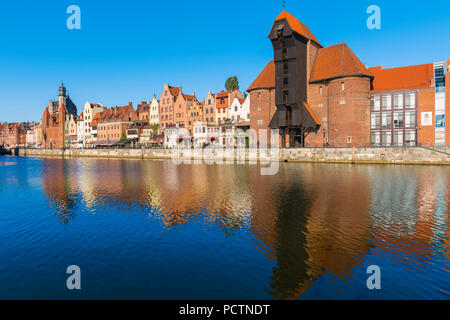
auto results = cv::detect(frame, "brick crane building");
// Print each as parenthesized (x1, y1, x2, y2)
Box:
(249, 10, 449, 147)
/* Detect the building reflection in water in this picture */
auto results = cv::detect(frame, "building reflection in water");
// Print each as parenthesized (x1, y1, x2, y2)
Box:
(40, 158, 450, 298)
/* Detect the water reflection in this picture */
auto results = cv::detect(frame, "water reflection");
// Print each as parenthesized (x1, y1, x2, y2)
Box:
(37, 158, 450, 299)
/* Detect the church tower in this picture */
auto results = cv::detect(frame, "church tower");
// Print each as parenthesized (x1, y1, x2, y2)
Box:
(58, 82, 67, 108)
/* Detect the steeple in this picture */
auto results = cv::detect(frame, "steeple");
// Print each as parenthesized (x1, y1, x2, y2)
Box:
(59, 81, 66, 97)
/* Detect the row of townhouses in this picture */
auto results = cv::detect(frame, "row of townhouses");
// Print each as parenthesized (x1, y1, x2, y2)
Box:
(2, 10, 449, 149)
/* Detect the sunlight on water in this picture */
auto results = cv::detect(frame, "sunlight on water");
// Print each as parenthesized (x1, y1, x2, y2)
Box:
(0, 156, 449, 299)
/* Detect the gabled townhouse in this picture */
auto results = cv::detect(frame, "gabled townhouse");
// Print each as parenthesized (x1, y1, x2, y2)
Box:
(215, 89, 244, 124)
(149, 95, 160, 127)
(66, 113, 78, 148)
(229, 95, 250, 124)
(174, 91, 198, 135)
(189, 98, 203, 129)
(137, 101, 150, 122)
(160, 84, 181, 129)
(89, 112, 101, 145)
(76, 112, 84, 148)
(81, 102, 105, 146)
(202, 91, 216, 124)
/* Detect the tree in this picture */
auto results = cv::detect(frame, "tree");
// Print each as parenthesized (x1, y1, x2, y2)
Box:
(120, 131, 127, 141)
(152, 124, 160, 135)
(225, 76, 239, 92)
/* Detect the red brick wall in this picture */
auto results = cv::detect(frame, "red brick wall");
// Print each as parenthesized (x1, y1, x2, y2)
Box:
(417, 87, 435, 146)
(306, 76, 371, 147)
(249, 88, 276, 146)
(42, 110, 66, 149)
(306, 83, 329, 146)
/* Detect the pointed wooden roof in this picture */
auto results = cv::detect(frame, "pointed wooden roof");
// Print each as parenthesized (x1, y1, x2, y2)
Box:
(274, 10, 321, 47)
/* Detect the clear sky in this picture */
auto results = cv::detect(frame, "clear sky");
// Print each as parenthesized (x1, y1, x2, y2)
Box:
(1, 0, 449, 122)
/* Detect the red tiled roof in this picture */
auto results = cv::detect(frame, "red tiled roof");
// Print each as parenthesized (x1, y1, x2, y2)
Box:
(168, 85, 181, 97)
(216, 96, 228, 109)
(183, 94, 195, 101)
(90, 112, 101, 127)
(309, 43, 373, 83)
(215, 91, 230, 98)
(368, 63, 433, 92)
(77, 112, 83, 121)
(274, 10, 321, 47)
(247, 61, 275, 91)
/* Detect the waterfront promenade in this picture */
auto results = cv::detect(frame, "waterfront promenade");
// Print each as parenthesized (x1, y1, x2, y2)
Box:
(12, 147, 450, 165)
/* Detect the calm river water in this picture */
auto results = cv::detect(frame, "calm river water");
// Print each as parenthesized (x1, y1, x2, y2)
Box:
(0, 155, 449, 299)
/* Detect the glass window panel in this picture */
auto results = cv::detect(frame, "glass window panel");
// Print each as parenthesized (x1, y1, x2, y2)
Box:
(382, 130, 392, 146)
(405, 130, 416, 146)
(372, 96, 380, 111)
(393, 130, 403, 146)
(394, 93, 403, 109)
(372, 131, 380, 146)
(371, 113, 380, 129)
(382, 95, 392, 110)
(405, 111, 415, 127)
(394, 112, 404, 128)
(405, 93, 416, 108)
(382, 112, 392, 128)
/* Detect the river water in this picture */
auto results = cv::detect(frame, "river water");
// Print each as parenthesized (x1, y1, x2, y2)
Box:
(0, 155, 449, 299)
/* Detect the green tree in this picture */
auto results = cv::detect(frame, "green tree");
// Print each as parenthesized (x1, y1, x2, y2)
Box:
(152, 124, 160, 135)
(225, 76, 239, 92)
(120, 131, 127, 141)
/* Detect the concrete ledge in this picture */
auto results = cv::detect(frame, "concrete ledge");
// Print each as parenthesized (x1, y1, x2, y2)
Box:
(14, 147, 450, 165)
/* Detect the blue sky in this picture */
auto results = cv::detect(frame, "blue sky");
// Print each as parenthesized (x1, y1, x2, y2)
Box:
(0, 0, 449, 122)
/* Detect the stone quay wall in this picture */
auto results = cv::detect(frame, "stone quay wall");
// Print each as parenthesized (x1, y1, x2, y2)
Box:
(11, 147, 450, 165)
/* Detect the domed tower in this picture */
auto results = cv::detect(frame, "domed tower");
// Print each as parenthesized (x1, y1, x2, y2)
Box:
(58, 81, 67, 108)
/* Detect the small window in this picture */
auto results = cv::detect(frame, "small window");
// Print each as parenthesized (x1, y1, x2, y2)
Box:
(340, 99, 346, 105)
(347, 136, 352, 143)
(319, 86, 323, 96)
(341, 82, 345, 91)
